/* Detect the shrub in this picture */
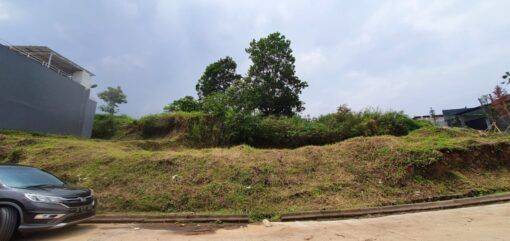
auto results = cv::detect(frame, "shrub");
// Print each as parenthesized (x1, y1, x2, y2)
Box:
(92, 114, 134, 139)
(164, 96, 202, 112)
(183, 114, 224, 146)
(224, 111, 261, 144)
(317, 109, 420, 140)
(137, 113, 175, 138)
(201, 93, 231, 117)
(4, 148, 23, 164)
(137, 112, 224, 146)
(251, 116, 338, 148)
(93, 107, 422, 148)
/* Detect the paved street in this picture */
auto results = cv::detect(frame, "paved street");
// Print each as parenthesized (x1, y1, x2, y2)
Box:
(16, 203, 510, 241)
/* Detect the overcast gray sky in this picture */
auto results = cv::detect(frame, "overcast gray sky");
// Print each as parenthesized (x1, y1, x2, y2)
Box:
(1, 0, 509, 117)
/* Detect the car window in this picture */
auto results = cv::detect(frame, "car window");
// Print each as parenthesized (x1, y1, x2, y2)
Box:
(0, 167, 64, 188)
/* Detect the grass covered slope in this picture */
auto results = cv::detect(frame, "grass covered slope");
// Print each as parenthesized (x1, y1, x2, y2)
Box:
(1, 127, 509, 219)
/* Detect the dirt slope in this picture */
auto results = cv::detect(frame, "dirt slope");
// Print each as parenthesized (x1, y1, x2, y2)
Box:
(1, 127, 509, 219)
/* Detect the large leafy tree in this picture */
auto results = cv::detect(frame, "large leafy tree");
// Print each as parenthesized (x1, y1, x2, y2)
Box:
(196, 56, 242, 99)
(225, 78, 261, 113)
(245, 32, 308, 116)
(98, 86, 127, 115)
(164, 96, 201, 112)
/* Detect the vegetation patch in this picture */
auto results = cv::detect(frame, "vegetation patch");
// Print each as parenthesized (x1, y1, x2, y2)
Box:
(92, 108, 425, 148)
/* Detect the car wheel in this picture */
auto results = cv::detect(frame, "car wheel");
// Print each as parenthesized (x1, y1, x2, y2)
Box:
(0, 207, 18, 241)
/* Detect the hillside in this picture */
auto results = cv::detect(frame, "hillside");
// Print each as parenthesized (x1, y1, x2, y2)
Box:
(1, 127, 510, 219)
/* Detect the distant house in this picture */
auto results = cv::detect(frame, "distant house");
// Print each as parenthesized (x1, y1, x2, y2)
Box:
(417, 95, 510, 131)
(412, 115, 447, 127)
(0, 44, 96, 137)
(442, 107, 490, 130)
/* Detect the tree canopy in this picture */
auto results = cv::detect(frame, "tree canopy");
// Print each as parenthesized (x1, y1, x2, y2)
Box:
(245, 32, 308, 116)
(165, 32, 308, 117)
(196, 56, 242, 99)
(164, 96, 201, 112)
(98, 86, 127, 115)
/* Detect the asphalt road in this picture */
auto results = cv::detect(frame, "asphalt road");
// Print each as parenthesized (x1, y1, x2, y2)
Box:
(15, 202, 510, 241)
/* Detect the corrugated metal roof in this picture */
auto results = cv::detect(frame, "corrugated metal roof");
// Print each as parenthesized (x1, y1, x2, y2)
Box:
(11, 45, 94, 76)
(442, 107, 479, 116)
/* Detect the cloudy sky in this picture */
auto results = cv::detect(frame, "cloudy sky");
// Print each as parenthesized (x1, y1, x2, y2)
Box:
(1, 0, 509, 117)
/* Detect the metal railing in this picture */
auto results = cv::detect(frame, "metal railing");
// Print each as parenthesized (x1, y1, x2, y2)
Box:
(0, 38, 73, 79)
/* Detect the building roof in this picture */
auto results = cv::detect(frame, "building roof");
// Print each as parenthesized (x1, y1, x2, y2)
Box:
(11, 46, 94, 76)
(412, 115, 444, 119)
(442, 107, 480, 117)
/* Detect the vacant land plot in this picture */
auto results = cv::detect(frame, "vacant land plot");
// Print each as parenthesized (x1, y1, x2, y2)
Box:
(1, 127, 510, 219)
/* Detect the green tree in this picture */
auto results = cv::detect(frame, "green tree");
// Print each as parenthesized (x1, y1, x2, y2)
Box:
(225, 78, 260, 113)
(164, 96, 201, 112)
(200, 92, 261, 144)
(201, 92, 231, 117)
(98, 86, 127, 115)
(245, 32, 308, 116)
(196, 56, 242, 99)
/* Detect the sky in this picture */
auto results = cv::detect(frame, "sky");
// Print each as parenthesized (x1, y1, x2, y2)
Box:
(1, 0, 509, 117)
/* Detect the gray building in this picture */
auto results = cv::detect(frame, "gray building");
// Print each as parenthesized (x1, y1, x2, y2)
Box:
(412, 114, 447, 127)
(442, 107, 491, 130)
(0, 44, 96, 137)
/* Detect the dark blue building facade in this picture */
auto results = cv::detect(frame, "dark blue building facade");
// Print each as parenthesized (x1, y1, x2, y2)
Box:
(0, 44, 96, 137)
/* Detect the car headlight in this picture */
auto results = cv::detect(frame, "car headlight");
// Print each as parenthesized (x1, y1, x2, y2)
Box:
(25, 193, 64, 203)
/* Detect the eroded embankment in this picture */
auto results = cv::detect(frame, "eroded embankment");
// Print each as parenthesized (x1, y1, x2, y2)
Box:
(415, 143, 510, 179)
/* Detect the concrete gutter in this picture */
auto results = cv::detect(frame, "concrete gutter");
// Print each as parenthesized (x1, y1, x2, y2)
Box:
(89, 214, 250, 224)
(281, 192, 510, 221)
(86, 192, 510, 224)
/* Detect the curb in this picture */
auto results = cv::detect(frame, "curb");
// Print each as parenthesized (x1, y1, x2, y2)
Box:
(280, 192, 510, 221)
(89, 215, 249, 224)
(86, 192, 510, 224)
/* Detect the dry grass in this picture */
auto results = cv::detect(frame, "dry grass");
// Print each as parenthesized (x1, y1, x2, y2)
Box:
(1, 127, 509, 220)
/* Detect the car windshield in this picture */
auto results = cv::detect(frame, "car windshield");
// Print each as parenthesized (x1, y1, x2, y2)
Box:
(0, 166, 64, 188)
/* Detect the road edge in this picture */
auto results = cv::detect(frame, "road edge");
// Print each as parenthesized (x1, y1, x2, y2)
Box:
(281, 192, 510, 221)
(86, 192, 510, 224)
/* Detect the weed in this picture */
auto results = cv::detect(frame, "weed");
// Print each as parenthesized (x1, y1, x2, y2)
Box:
(4, 148, 23, 164)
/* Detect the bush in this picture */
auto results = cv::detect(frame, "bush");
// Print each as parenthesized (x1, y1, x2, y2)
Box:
(137, 113, 176, 138)
(137, 112, 224, 146)
(164, 96, 202, 112)
(317, 109, 421, 139)
(251, 116, 337, 147)
(92, 107, 422, 148)
(91, 114, 134, 139)
(224, 111, 261, 144)
(246, 109, 420, 148)
(4, 148, 23, 164)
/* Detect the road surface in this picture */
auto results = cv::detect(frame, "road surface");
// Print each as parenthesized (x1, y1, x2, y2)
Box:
(16, 202, 510, 241)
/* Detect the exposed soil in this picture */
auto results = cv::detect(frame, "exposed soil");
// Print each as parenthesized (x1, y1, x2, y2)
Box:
(138, 223, 247, 235)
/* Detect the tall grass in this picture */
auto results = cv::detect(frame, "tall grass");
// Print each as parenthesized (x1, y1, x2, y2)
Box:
(92, 109, 423, 148)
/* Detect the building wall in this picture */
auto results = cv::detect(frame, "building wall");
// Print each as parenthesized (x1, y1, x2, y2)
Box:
(413, 116, 447, 127)
(0, 45, 95, 137)
(81, 99, 97, 138)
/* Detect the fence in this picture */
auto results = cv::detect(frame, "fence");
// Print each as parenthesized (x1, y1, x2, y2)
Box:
(0, 38, 74, 79)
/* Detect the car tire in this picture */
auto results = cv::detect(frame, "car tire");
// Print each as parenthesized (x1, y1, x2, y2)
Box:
(0, 207, 18, 241)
